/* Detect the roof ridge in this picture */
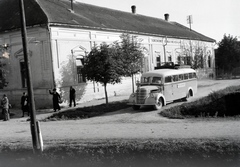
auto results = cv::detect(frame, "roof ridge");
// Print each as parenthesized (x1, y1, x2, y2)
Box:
(0, 0, 215, 42)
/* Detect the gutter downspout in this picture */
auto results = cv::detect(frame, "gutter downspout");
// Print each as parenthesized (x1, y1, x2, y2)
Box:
(47, 24, 56, 88)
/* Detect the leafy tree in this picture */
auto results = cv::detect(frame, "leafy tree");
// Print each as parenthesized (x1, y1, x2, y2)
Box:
(82, 43, 123, 105)
(0, 62, 8, 89)
(216, 34, 240, 74)
(117, 33, 145, 93)
(0, 49, 10, 89)
(192, 47, 205, 69)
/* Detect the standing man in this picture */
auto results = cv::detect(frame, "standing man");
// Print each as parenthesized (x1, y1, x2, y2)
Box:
(69, 86, 76, 107)
(49, 88, 61, 112)
(1, 94, 10, 121)
(21, 92, 29, 117)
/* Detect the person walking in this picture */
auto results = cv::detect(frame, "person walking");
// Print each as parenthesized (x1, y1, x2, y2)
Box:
(69, 86, 76, 107)
(49, 88, 61, 112)
(1, 94, 10, 121)
(21, 92, 29, 117)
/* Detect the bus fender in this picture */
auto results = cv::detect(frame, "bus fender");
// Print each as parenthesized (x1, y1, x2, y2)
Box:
(186, 87, 194, 97)
(155, 94, 166, 106)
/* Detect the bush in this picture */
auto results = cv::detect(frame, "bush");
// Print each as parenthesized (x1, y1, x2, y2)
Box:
(43, 100, 129, 121)
(161, 86, 240, 118)
(1, 139, 240, 167)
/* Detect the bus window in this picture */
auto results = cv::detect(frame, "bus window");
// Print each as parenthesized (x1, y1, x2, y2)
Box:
(152, 77, 162, 84)
(179, 74, 183, 81)
(193, 73, 197, 78)
(184, 73, 189, 80)
(189, 73, 193, 79)
(165, 76, 172, 83)
(173, 75, 179, 82)
(141, 77, 151, 83)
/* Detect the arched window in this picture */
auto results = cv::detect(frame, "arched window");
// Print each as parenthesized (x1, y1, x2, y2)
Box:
(208, 55, 211, 68)
(71, 45, 88, 83)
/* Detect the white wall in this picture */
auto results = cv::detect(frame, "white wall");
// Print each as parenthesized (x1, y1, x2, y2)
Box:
(49, 27, 216, 106)
(0, 27, 54, 108)
(0, 26, 215, 109)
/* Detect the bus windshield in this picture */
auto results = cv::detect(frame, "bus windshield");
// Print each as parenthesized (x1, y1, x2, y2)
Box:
(140, 76, 162, 85)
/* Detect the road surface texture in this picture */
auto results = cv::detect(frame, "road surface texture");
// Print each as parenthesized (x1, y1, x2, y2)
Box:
(0, 79, 240, 148)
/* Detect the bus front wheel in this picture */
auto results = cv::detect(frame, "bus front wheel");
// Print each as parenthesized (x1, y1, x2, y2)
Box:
(132, 105, 140, 110)
(153, 97, 163, 110)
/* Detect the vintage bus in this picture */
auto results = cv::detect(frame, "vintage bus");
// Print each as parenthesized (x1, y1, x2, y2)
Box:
(128, 66, 197, 110)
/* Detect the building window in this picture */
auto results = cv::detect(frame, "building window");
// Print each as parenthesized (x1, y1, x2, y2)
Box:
(208, 55, 211, 68)
(156, 56, 161, 67)
(76, 56, 86, 83)
(71, 45, 88, 83)
(167, 52, 172, 62)
(20, 62, 27, 88)
(168, 56, 172, 62)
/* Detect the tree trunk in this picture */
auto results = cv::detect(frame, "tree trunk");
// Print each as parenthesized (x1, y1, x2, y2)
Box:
(131, 73, 134, 93)
(104, 83, 108, 105)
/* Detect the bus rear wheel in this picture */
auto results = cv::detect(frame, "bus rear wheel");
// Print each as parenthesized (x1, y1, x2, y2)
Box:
(132, 105, 140, 110)
(153, 97, 163, 110)
(183, 90, 192, 101)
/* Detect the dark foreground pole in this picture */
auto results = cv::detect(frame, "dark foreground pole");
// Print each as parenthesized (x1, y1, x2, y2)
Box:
(19, 0, 41, 153)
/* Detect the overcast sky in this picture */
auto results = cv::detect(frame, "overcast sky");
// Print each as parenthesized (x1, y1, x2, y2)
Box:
(76, 0, 240, 43)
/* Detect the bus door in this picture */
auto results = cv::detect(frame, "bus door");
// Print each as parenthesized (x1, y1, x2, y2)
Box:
(163, 76, 174, 101)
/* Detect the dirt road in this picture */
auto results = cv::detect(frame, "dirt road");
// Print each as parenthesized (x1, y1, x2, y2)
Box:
(0, 79, 240, 148)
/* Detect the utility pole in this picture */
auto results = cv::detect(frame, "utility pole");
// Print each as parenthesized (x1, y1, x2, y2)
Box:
(187, 15, 193, 31)
(19, 0, 41, 153)
(163, 36, 167, 63)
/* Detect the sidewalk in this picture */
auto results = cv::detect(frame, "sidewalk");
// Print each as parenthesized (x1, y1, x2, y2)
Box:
(6, 94, 130, 122)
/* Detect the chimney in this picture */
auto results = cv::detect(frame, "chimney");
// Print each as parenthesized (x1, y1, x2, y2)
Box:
(164, 13, 169, 21)
(71, 0, 73, 10)
(67, 0, 74, 13)
(131, 5, 136, 14)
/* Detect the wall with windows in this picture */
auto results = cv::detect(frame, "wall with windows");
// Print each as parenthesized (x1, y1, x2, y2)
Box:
(0, 26, 215, 109)
(0, 27, 54, 108)
(49, 27, 135, 105)
(49, 27, 215, 107)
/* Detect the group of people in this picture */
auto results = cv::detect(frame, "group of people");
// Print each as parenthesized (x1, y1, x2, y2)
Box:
(1, 93, 29, 121)
(49, 86, 76, 112)
(1, 86, 76, 121)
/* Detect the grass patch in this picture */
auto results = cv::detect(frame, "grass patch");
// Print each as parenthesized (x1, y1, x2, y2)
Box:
(43, 100, 129, 121)
(161, 85, 240, 118)
(1, 139, 240, 167)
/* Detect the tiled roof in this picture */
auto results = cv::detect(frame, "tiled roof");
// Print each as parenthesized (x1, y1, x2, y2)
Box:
(0, 0, 48, 32)
(0, 0, 215, 42)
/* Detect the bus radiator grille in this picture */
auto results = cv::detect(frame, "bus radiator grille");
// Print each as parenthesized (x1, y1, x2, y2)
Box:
(136, 89, 147, 104)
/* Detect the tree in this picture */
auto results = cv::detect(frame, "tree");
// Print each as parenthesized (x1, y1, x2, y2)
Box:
(117, 33, 145, 93)
(192, 46, 205, 69)
(0, 46, 10, 89)
(0, 60, 8, 89)
(216, 34, 240, 74)
(82, 43, 123, 105)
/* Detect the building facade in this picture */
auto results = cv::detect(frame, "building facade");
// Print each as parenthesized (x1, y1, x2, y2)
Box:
(0, 0, 215, 108)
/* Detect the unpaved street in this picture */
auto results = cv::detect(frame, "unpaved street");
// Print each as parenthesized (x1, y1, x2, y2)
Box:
(0, 79, 240, 148)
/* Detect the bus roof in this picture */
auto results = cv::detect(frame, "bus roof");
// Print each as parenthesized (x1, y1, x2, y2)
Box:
(142, 68, 196, 77)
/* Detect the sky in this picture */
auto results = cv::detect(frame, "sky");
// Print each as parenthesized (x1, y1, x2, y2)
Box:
(76, 0, 240, 43)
